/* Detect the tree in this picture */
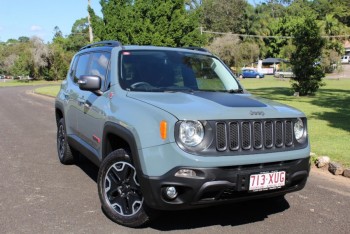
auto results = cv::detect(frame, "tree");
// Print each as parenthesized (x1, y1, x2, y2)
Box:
(30, 36, 50, 79)
(18, 36, 30, 43)
(5, 41, 32, 77)
(89, 0, 205, 46)
(88, 0, 94, 42)
(53, 26, 63, 39)
(47, 43, 73, 81)
(207, 34, 240, 67)
(206, 35, 259, 69)
(66, 18, 90, 51)
(202, 0, 247, 33)
(89, 0, 135, 44)
(290, 16, 325, 96)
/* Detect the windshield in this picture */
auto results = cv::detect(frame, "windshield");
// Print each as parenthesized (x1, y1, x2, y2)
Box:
(119, 50, 241, 92)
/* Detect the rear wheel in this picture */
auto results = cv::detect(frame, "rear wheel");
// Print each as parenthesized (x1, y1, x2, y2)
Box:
(98, 149, 152, 227)
(57, 118, 77, 164)
(256, 75, 260, 79)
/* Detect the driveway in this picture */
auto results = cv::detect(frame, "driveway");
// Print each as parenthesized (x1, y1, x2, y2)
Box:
(326, 63, 350, 79)
(0, 86, 349, 233)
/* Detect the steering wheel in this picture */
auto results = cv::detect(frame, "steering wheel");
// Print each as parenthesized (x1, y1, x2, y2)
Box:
(130, 82, 151, 89)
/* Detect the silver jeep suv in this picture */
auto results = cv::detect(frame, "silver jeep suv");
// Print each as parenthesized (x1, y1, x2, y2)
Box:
(55, 41, 310, 227)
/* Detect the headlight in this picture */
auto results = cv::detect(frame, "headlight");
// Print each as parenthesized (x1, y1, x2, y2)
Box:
(179, 121, 204, 147)
(294, 118, 305, 141)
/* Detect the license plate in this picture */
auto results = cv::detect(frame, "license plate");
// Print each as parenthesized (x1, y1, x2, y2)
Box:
(249, 171, 286, 192)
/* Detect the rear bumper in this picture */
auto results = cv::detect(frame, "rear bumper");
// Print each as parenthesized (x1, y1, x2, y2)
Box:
(140, 157, 310, 210)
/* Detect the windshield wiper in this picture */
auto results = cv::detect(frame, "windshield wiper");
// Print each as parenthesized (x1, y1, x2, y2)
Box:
(227, 88, 244, 93)
(162, 87, 194, 93)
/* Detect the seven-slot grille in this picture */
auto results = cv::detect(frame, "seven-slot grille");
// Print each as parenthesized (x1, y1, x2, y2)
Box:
(215, 119, 294, 152)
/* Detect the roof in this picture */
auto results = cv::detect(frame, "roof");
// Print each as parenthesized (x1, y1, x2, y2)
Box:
(262, 58, 283, 64)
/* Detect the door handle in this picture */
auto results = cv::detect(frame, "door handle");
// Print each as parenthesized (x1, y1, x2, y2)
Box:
(63, 92, 69, 99)
(77, 97, 85, 106)
(84, 102, 91, 108)
(83, 100, 92, 113)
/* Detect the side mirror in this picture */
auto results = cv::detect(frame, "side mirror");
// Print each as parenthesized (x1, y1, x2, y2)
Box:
(78, 75, 102, 95)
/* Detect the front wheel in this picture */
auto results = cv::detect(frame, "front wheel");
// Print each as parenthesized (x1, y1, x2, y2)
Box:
(98, 149, 152, 227)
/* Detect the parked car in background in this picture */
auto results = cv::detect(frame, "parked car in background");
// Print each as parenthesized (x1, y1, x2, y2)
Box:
(274, 69, 295, 78)
(239, 69, 264, 79)
(341, 56, 350, 64)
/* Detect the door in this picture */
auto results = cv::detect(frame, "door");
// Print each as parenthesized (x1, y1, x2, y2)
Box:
(76, 52, 111, 155)
(64, 53, 90, 137)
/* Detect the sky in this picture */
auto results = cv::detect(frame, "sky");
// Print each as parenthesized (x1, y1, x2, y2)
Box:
(0, 0, 102, 43)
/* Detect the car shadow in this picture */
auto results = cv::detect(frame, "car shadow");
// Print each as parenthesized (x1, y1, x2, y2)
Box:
(149, 197, 290, 231)
(75, 154, 99, 183)
(74, 154, 290, 230)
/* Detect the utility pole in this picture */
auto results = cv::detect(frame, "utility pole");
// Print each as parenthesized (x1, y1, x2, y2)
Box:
(88, 0, 94, 42)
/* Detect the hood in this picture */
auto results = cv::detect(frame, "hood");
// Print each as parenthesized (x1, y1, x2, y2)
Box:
(126, 91, 305, 120)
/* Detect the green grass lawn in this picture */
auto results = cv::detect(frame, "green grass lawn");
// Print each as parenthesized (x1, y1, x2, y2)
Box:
(34, 85, 61, 97)
(240, 76, 350, 167)
(0, 79, 61, 87)
(35, 76, 350, 167)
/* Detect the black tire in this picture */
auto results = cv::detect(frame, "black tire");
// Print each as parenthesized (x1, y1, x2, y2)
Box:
(98, 149, 151, 227)
(279, 74, 284, 79)
(57, 118, 77, 165)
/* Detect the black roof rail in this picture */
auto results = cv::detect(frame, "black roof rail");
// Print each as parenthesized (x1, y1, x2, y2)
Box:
(183, 47, 210, 53)
(80, 40, 122, 51)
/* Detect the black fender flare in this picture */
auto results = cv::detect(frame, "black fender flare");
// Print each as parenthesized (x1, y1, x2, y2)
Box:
(102, 121, 144, 176)
(55, 101, 65, 124)
(102, 122, 156, 205)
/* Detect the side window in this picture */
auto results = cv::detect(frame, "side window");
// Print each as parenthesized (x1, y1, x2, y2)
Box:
(74, 53, 90, 83)
(88, 52, 111, 91)
(69, 56, 78, 80)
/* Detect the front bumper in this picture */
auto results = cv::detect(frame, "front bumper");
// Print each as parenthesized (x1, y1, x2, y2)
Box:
(139, 157, 310, 210)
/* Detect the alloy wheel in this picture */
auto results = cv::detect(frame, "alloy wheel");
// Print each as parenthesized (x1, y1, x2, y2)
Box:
(104, 161, 143, 216)
(57, 124, 65, 159)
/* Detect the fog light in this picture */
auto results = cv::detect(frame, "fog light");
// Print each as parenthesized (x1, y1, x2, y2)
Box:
(175, 169, 197, 178)
(165, 186, 178, 199)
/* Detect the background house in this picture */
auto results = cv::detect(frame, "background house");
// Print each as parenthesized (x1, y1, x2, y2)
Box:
(344, 41, 350, 56)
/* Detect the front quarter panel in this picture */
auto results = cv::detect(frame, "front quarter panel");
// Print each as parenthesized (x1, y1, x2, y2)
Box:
(106, 92, 178, 149)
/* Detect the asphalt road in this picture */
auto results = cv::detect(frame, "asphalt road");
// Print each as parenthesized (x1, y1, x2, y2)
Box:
(0, 86, 349, 234)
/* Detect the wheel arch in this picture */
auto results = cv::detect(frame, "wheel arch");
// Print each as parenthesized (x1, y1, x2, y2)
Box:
(102, 122, 143, 175)
(55, 101, 64, 126)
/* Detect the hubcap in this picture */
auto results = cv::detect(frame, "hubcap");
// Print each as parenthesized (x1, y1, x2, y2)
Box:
(57, 124, 65, 159)
(104, 161, 143, 216)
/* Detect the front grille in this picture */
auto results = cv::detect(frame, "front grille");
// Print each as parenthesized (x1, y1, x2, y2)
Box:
(215, 119, 295, 153)
(216, 123, 227, 151)
(229, 122, 239, 150)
